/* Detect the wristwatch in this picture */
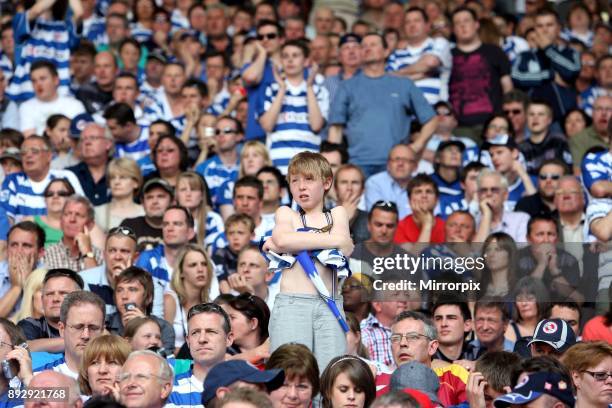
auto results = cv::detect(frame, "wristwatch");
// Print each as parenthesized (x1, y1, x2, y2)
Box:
(84, 252, 95, 259)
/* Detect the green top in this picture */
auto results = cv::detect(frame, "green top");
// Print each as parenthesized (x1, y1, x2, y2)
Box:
(569, 125, 607, 166)
(34, 216, 63, 247)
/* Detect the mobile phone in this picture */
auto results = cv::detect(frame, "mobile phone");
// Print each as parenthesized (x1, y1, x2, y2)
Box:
(1, 359, 17, 379)
(125, 303, 137, 312)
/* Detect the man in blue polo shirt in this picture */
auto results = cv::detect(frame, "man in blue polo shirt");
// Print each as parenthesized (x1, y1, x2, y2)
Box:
(328, 33, 437, 178)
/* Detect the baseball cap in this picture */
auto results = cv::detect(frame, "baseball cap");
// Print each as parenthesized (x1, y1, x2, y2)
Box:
(70, 113, 95, 139)
(147, 49, 167, 64)
(494, 371, 575, 407)
(0, 147, 21, 164)
(339, 33, 361, 47)
(141, 178, 174, 197)
(436, 140, 466, 153)
(201, 360, 284, 405)
(481, 134, 518, 150)
(527, 318, 576, 353)
(390, 361, 440, 405)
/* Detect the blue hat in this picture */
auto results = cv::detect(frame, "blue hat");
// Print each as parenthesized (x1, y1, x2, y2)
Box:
(494, 372, 574, 407)
(339, 33, 361, 47)
(70, 113, 95, 139)
(201, 360, 284, 405)
(527, 318, 576, 353)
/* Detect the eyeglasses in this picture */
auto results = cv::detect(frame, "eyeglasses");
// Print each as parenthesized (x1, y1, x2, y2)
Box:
(257, 33, 278, 41)
(108, 226, 137, 242)
(20, 148, 49, 155)
(44, 190, 71, 198)
(342, 283, 363, 291)
(66, 324, 103, 334)
(503, 109, 522, 116)
(390, 332, 431, 344)
(478, 187, 502, 194)
(583, 371, 612, 381)
(215, 127, 237, 136)
(539, 173, 561, 181)
(118, 373, 168, 384)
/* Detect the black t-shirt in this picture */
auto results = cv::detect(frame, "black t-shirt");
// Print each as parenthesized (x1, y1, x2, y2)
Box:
(514, 194, 558, 218)
(120, 216, 163, 253)
(518, 131, 573, 175)
(449, 44, 511, 127)
(75, 82, 113, 114)
(17, 317, 60, 340)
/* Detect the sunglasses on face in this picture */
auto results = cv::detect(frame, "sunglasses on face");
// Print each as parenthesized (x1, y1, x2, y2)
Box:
(503, 109, 522, 116)
(539, 173, 561, 181)
(44, 190, 71, 198)
(257, 33, 278, 41)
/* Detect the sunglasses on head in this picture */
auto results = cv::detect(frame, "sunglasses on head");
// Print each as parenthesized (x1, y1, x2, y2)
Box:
(108, 226, 137, 241)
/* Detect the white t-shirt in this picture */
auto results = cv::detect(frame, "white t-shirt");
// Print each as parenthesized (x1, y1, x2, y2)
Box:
(19, 95, 86, 135)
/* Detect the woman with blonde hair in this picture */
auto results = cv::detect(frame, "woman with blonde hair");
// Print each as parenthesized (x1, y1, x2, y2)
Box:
(164, 244, 219, 352)
(10, 268, 47, 323)
(78, 335, 131, 397)
(95, 158, 144, 231)
(561, 342, 612, 408)
(175, 171, 224, 247)
(218, 141, 272, 219)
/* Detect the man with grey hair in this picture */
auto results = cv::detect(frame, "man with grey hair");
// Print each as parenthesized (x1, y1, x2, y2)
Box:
(43, 196, 102, 271)
(385, 310, 469, 406)
(30, 291, 105, 381)
(119, 350, 174, 408)
(25, 371, 83, 408)
(475, 169, 530, 243)
(67, 121, 114, 206)
(1, 135, 84, 222)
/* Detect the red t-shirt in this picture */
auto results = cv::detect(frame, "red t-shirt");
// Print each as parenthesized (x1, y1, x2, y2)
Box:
(393, 215, 446, 244)
(375, 363, 468, 406)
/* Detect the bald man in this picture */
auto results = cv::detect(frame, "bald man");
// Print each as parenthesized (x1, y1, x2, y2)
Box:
(26, 371, 83, 408)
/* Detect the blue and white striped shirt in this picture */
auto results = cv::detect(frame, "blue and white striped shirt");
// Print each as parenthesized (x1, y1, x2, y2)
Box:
(82, 15, 106, 44)
(260, 75, 329, 174)
(33, 355, 78, 379)
(582, 150, 611, 191)
(167, 369, 203, 408)
(0, 52, 13, 82)
(208, 86, 231, 116)
(502, 36, 529, 65)
(170, 9, 190, 33)
(387, 37, 452, 105)
(204, 211, 225, 248)
(8, 13, 79, 102)
(579, 86, 612, 117)
(115, 126, 151, 162)
(0, 170, 84, 221)
(195, 156, 239, 208)
(130, 22, 153, 44)
(137, 155, 157, 177)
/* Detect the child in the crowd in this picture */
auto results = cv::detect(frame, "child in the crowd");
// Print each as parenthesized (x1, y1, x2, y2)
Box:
(263, 151, 353, 371)
(258, 39, 329, 175)
(213, 213, 255, 293)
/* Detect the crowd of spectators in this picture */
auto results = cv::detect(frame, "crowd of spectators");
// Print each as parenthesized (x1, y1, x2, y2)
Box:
(0, 0, 610, 407)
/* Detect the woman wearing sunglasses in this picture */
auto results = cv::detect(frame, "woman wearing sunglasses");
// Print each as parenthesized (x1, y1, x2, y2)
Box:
(24, 179, 74, 247)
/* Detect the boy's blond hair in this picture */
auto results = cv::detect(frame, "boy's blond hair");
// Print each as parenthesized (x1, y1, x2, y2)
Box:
(225, 213, 256, 233)
(287, 152, 333, 192)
